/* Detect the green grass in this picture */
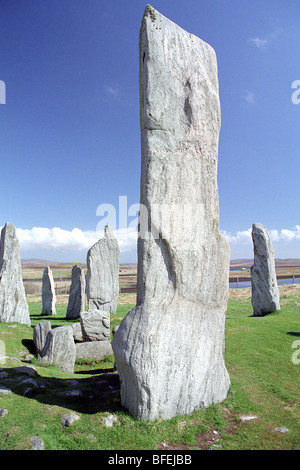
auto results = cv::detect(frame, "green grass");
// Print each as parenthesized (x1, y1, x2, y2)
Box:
(0, 292, 299, 450)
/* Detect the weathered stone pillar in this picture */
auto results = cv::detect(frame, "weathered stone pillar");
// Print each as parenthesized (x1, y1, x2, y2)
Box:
(66, 265, 85, 319)
(86, 225, 120, 314)
(0, 222, 31, 326)
(112, 6, 230, 421)
(42, 266, 56, 315)
(251, 223, 280, 316)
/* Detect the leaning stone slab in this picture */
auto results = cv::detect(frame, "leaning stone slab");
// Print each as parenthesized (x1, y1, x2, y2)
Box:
(86, 225, 120, 314)
(251, 223, 280, 316)
(42, 266, 56, 315)
(112, 6, 230, 421)
(66, 265, 86, 319)
(38, 326, 76, 374)
(80, 309, 110, 342)
(33, 320, 52, 360)
(0, 223, 30, 326)
(75, 340, 112, 360)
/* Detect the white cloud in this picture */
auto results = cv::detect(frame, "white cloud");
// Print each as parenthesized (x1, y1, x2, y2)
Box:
(10, 226, 138, 255)
(221, 228, 252, 245)
(1, 224, 298, 262)
(222, 225, 300, 245)
(248, 28, 283, 49)
(248, 37, 269, 49)
(241, 89, 256, 104)
(104, 84, 120, 97)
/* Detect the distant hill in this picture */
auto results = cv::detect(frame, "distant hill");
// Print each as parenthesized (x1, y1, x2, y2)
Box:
(231, 258, 300, 267)
(21, 258, 55, 264)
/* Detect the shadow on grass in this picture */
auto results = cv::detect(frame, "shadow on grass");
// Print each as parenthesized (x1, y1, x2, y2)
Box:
(0, 364, 121, 415)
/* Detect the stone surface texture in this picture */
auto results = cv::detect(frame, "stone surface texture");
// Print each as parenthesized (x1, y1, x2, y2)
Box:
(251, 223, 280, 316)
(0, 222, 31, 326)
(42, 266, 56, 315)
(112, 6, 230, 421)
(86, 225, 120, 314)
(66, 265, 86, 319)
(75, 340, 112, 360)
(80, 309, 110, 342)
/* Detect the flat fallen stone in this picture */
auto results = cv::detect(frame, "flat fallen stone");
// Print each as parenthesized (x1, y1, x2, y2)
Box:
(75, 340, 113, 360)
(60, 390, 83, 397)
(102, 414, 117, 428)
(13, 365, 36, 376)
(30, 436, 45, 450)
(274, 427, 289, 433)
(239, 415, 258, 422)
(61, 412, 80, 428)
(0, 408, 8, 417)
(20, 377, 45, 389)
(0, 385, 12, 394)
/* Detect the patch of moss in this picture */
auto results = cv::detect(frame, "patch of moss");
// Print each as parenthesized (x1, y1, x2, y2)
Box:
(145, 4, 157, 22)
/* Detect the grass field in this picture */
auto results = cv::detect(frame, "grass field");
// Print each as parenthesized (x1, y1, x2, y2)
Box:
(0, 286, 299, 450)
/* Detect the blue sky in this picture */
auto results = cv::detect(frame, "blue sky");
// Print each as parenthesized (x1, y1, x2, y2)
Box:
(0, 0, 299, 263)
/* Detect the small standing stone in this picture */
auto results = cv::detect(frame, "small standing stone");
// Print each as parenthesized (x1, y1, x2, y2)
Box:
(0, 222, 31, 326)
(251, 223, 280, 316)
(66, 265, 86, 319)
(38, 325, 76, 374)
(33, 320, 52, 360)
(42, 266, 56, 315)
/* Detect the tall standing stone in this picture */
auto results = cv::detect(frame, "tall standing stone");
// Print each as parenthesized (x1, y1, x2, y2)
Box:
(66, 265, 85, 319)
(86, 225, 120, 314)
(0, 222, 31, 326)
(42, 266, 56, 315)
(112, 6, 230, 421)
(251, 223, 280, 316)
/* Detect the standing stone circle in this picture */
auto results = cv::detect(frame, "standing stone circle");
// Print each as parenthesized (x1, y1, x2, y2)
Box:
(112, 6, 230, 421)
(251, 223, 280, 316)
(86, 225, 120, 314)
(66, 265, 85, 319)
(0, 222, 30, 326)
(42, 266, 56, 315)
